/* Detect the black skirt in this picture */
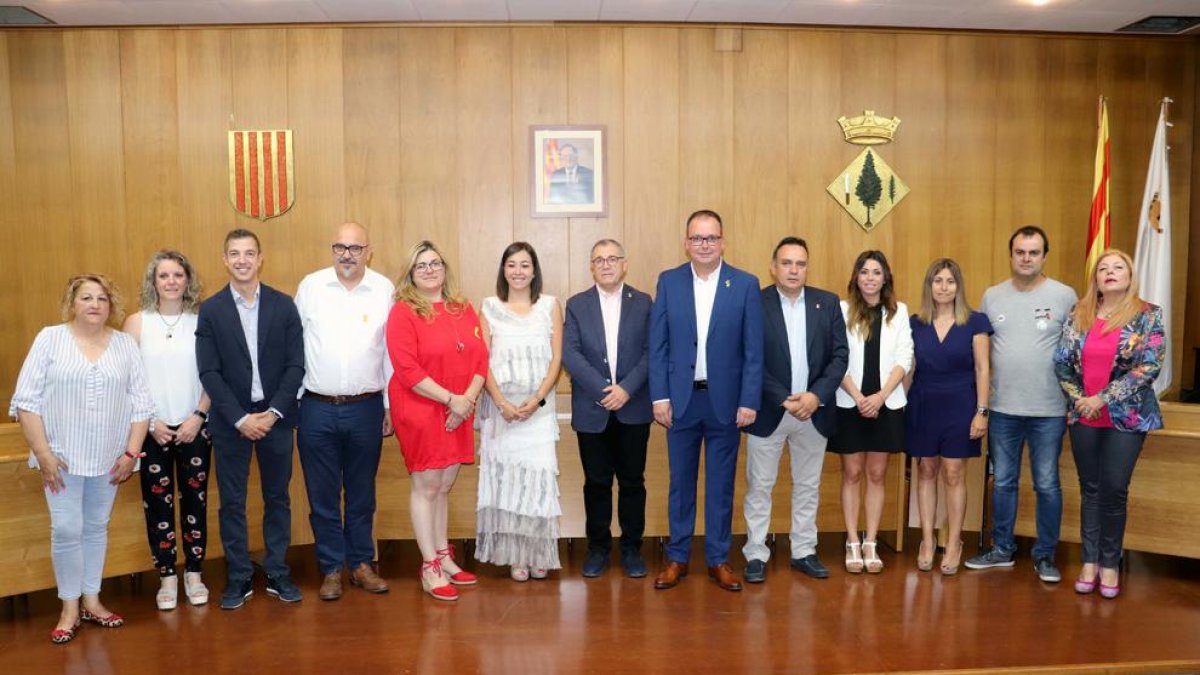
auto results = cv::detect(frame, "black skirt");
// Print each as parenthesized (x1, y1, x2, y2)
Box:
(828, 406, 905, 454)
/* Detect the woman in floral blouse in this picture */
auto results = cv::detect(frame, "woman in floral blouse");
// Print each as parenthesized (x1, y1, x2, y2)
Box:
(1053, 248, 1165, 600)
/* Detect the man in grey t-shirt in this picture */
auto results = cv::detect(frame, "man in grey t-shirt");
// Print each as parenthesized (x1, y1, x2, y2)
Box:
(965, 225, 1077, 584)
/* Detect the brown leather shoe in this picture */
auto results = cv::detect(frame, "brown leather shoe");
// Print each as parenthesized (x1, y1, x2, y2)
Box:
(654, 561, 688, 590)
(319, 572, 342, 601)
(707, 563, 743, 592)
(350, 563, 390, 594)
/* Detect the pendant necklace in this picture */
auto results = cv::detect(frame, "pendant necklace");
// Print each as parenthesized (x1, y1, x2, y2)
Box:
(159, 312, 183, 339)
(449, 308, 465, 352)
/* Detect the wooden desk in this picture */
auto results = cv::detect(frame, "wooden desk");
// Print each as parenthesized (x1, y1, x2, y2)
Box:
(1008, 403, 1200, 559)
(0, 399, 906, 598)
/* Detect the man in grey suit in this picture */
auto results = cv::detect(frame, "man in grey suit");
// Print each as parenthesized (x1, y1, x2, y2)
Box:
(742, 237, 848, 583)
(563, 239, 653, 578)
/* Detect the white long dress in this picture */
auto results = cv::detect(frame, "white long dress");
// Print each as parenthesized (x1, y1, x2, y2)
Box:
(474, 295, 562, 569)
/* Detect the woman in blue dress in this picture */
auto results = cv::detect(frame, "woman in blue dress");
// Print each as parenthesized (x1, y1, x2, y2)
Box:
(905, 259, 991, 575)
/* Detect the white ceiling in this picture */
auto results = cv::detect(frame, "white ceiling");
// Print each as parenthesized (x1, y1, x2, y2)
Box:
(11, 0, 1200, 34)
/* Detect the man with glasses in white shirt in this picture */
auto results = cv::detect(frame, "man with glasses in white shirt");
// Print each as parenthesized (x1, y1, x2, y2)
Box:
(294, 222, 395, 601)
(649, 209, 764, 592)
(563, 239, 653, 579)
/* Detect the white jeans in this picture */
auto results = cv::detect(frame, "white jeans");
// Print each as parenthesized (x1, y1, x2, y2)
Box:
(44, 473, 119, 600)
(742, 414, 828, 562)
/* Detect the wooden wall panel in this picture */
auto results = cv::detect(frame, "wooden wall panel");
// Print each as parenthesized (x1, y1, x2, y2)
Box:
(890, 33, 948, 301)
(229, 29, 290, 286)
(398, 27, 457, 277)
(623, 27, 680, 294)
(174, 29, 232, 286)
(120, 30, 180, 256)
(566, 26, 624, 296)
(734, 29, 789, 271)
(0, 34, 19, 398)
(511, 26, 569, 299)
(678, 27, 732, 258)
(284, 28, 345, 279)
(63, 31, 130, 291)
(0, 24, 1196, 506)
(8, 31, 74, 346)
(787, 30, 844, 291)
(342, 27, 401, 273)
(455, 27, 514, 303)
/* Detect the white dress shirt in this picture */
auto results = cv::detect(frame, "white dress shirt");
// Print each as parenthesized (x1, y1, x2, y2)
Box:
(597, 283, 623, 383)
(295, 266, 394, 402)
(778, 287, 810, 394)
(231, 284, 264, 403)
(692, 260, 722, 381)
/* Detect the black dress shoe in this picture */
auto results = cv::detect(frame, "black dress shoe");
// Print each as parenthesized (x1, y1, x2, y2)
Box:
(620, 549, 647, 578)
(582, 550, 610, 578)
(791, 555, 830, 579)
(744, 559, 767, 584)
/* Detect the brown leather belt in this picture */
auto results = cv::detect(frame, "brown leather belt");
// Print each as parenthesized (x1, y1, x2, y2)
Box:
(304, 391, 381, 406)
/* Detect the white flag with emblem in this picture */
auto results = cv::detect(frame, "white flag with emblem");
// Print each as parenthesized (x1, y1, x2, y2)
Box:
(1132, 102, 1171, 397)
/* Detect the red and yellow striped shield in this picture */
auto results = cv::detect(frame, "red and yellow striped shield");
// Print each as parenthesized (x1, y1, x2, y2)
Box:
(228, 130, 294, 220)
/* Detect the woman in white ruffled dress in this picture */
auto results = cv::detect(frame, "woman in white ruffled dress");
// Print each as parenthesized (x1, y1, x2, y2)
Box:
(475, 242, 564, 581)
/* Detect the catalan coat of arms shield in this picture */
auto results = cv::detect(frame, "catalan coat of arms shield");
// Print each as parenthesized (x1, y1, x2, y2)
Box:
(228, 130, 294, 220)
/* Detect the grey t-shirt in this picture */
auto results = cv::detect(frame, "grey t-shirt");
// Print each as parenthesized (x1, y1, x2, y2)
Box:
(980, 277, 1077, 417)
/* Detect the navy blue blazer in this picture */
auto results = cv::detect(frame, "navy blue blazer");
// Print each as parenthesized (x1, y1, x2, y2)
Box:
(563, 284, 653, 433)
(195, 283, 305, 430)
(745, 285, 848, 439)
(649, 261, 764, 425)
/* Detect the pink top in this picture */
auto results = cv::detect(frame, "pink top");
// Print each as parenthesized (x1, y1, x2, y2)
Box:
(1080, 321, 1121, 428)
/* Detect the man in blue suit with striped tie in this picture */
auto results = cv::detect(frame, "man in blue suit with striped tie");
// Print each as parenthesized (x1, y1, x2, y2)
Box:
(649, 209, 764, 592)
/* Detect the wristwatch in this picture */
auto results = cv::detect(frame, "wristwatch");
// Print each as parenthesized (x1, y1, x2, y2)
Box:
(976, 406, 989, 417)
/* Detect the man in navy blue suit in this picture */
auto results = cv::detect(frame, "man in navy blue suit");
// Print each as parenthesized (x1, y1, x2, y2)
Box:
(196, 228, 305, 609)
(563, 239, 653, 579)
(741, 237, 848, 584)
(649, 209, 763, 592)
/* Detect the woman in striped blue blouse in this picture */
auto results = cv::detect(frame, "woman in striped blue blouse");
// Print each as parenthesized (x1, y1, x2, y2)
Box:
(10, 274, 155, 644)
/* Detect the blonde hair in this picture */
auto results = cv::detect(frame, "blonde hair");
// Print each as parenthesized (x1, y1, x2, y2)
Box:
(60, 273, 124, 326)
(140, 250, 203, 313)
(916, 258, 972, 325)
(394, 240, 467, 321)
(1072, 248, 1144, 334)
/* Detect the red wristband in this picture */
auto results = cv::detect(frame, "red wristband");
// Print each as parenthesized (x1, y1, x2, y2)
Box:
(124, 450, 144, 460)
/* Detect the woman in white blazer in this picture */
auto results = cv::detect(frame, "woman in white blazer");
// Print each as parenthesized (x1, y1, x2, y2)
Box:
(829, 251, 913, 574)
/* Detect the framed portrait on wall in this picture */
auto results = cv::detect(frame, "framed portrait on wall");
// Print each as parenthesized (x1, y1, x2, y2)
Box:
(531, 125, 607, 218)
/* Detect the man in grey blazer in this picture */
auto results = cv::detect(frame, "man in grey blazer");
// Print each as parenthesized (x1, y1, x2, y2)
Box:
(742, 237, 848, 583)
(563, 239, 653, 578)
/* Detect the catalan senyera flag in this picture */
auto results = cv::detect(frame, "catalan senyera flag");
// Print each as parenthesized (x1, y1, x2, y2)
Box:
(228, 130, 294, 220)
(1085, 98, 1110, 275)
(543, 139, 561, 198)
(1133, 101, 1172, 396)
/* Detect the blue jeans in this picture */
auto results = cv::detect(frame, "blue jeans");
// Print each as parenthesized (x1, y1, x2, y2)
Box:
(987, 411, 1066, 560)
(45, 473, 120, 600)
(296, 395, 384, 574)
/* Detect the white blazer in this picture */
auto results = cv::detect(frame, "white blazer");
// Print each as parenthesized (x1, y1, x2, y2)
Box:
(835, 300, 914, 410)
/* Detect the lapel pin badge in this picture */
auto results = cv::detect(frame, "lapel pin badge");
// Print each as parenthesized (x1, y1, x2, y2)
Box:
(724, 279, 731, 288)
(815, 303, 821, 309)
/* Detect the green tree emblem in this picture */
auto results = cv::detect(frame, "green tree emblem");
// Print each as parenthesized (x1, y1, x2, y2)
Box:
(888, 174, 896, 204)
(856, 150, 883, 227)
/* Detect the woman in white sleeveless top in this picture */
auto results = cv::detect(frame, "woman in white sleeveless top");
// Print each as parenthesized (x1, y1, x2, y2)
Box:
(476, 242, 564, 581)
(122, 250, 212, 610)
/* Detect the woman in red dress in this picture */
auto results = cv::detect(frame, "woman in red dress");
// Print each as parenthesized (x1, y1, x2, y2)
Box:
(387, 241, 488, 601)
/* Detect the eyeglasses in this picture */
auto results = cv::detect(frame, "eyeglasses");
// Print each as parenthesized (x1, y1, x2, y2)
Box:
(591, 255, 625, 267)
(332, 244, 367, 257)
(687, 235, 722, 247)
(414, 260, 445, 273)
